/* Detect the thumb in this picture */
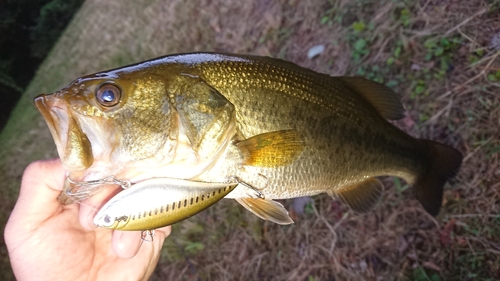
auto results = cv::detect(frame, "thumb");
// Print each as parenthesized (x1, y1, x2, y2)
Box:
(8, 159, 66, 229)
(112, 225, 172, 258)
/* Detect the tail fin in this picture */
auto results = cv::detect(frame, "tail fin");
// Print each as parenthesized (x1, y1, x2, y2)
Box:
(413, 140, 463, 216)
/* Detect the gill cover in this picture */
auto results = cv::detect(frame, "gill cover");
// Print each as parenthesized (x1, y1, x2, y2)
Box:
(174, 76, 235, 151)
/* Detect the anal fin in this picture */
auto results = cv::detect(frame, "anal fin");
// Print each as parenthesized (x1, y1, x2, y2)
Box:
(236, 198, 294, 225)
(329, 178, 384, 213)
(236, 130, 304, 167)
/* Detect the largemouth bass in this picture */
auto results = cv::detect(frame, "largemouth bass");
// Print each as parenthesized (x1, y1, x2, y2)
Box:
(34, 53, 462, 225)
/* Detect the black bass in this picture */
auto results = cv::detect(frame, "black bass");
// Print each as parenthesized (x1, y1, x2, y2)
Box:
(34, 53, 462, 225)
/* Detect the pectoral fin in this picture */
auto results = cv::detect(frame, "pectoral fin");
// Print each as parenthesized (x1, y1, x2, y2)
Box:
(329, 178, 384, 213)
(236, 130, 304, 167)
(236, 198, 294, 225)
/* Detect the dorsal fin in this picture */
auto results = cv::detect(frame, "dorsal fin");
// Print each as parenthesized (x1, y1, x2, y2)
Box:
(338, 77, 405, 120)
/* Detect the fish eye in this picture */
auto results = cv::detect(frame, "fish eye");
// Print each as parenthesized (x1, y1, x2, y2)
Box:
(96, 83, 121, 107)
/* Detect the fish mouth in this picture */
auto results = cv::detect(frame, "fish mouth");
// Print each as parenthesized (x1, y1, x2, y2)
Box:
(35, 94, 69, 158)
(34, 93, 94, 171)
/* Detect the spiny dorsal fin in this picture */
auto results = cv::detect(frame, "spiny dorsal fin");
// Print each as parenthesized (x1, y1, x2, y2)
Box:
(236, 198, 294, 225)
(329, 178, 384, 213)
(338, 77, 405, 120)
(236, 130, 305, 167)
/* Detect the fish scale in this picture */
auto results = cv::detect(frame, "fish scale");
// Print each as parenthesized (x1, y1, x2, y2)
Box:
(193, 59, 408, 188)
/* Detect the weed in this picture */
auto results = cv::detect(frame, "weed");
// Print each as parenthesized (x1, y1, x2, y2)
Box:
(353, 38, 369, 60)
(184, 241, 205, 255)
(468, 50, 485, 64)
(486, 70, 500, 82)
(398, 8, 411, 27)
(347, 20, 374, 63)
(423, 37, 462, 79)
(393, 177, 409, 194)
(386, 39, 403, 66)
(449, 252, 499, 280)
(411, 267, 441, 281)
(304, 201, 315, 215)
(320, 6, 336, 26)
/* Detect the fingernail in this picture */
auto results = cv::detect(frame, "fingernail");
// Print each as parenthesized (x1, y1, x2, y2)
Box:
(112, 231, 142, 259)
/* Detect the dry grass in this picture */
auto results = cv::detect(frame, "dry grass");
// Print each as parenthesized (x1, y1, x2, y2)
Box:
(1, 0, 499, 280)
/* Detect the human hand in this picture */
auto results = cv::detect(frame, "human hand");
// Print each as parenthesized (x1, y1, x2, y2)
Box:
(5, 159, 171, 281)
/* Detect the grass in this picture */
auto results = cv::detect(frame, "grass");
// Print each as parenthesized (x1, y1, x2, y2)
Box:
(1, 0, 499, 280)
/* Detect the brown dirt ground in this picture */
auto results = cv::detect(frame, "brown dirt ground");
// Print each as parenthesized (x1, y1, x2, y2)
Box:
(1, 0, 499, 280)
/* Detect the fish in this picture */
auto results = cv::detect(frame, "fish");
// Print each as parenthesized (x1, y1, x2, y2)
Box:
(93, 178, 237, 230)
(34, 52, 463, 225)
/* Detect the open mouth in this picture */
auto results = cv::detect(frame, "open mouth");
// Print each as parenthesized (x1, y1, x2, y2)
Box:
(35, 94, 69, 158)
(34, 94, 94, 171)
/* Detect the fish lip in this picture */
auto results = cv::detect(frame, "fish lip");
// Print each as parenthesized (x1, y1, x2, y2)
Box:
(34, 93, 70, 165)
(34, 94, 63, 150)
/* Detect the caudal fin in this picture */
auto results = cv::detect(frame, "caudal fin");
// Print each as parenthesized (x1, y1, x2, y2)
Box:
(413, 140, 463, 216)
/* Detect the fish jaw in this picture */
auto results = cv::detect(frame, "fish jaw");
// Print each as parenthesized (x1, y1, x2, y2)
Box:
(34, 93, 94, 171)
(34, 94, 67, 160)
